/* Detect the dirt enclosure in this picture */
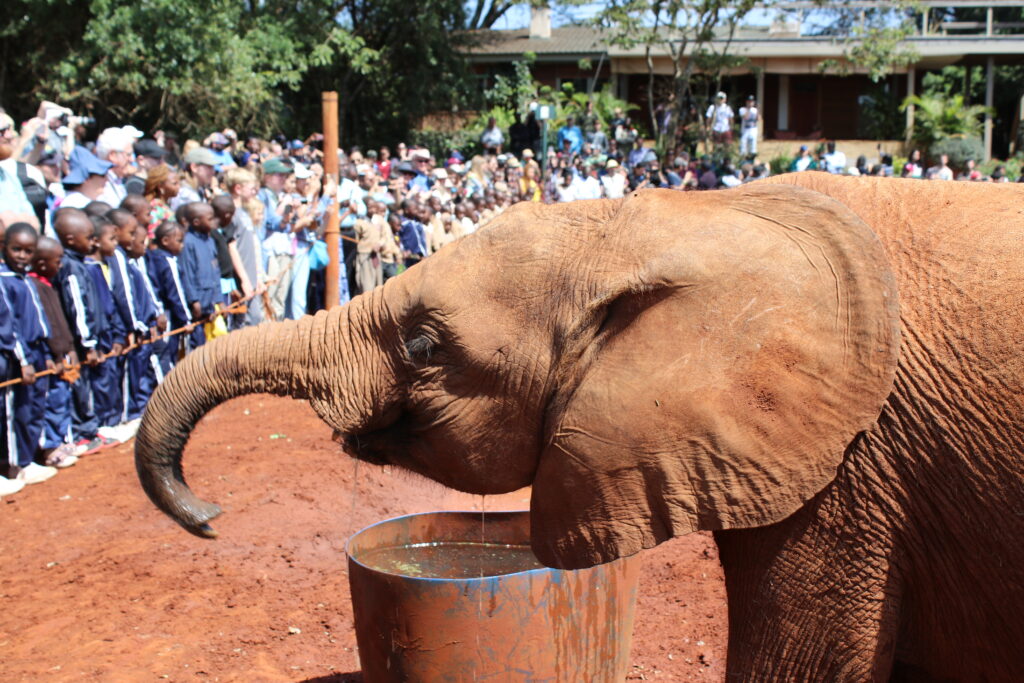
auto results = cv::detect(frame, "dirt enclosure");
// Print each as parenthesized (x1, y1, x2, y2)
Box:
(1, 396, 727, 681)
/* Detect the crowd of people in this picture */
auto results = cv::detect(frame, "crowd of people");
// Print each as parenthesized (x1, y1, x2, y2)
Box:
(0, 95, 1020, 497)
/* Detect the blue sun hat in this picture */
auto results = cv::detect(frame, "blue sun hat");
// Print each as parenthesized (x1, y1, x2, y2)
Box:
(63, 146, 112, 186)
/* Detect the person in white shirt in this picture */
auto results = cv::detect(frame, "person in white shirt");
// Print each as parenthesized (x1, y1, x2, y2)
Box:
(577, 163, 603, 200)
(705, 92, 734, 150)
(95, 127, 136, 205)
(555, 169, 578, 203)
(601, 159, 627, 199)
(822, 141, 847, 175)
(738, 95, 759, 158)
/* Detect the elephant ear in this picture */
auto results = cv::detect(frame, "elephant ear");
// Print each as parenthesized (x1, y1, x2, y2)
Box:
(530, 185, 900, 569)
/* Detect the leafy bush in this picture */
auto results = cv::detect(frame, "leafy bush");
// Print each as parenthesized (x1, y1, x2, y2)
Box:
(408, 128, 479, 160)
(769, 155, 794, 175)
(979, 156, 1023, 180)
(929, 136, 984, 169)
(901, 93, 991, 147)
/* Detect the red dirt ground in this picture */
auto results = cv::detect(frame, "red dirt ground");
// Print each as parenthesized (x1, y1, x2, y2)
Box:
(0, 395, 727, 681)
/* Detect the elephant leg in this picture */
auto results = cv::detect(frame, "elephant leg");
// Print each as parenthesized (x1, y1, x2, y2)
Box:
(713, 492, 903, 682)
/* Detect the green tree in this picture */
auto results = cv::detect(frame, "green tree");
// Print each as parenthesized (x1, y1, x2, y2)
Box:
(577, 0, 758, 152)
(901, 93, 991, 147)
(812, 0, 919, 83)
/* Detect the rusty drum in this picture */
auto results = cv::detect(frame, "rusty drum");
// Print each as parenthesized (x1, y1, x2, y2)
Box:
(346, 510, 641, 682)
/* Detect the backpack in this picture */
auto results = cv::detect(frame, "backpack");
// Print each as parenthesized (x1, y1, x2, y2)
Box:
(16, 162, 48, 226)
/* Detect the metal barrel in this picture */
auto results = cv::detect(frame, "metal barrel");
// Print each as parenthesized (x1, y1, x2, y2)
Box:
(347, 510, 641, 682)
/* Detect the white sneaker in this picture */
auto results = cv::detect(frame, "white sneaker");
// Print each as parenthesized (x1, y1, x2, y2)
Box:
(11, 462, 58, 485)
(0, 475, 25, 496)
(117, 420, 140, 441)
(97, 426, 123, 443)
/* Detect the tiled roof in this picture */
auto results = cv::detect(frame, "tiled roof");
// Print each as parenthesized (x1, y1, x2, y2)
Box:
(464, 27, 607, 56)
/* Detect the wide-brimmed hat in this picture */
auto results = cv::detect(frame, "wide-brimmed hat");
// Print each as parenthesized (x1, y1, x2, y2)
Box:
(63, 146, 112, 185)
(183, 147, 220, 166)
(262, 157, 294, 175)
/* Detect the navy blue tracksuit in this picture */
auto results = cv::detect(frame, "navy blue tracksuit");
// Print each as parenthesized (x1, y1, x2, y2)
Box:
(0, 264, 52, 469)
(180, 230, 220, 349)
(0, 271, 28, 469)
(85, 259, 127, 427)
(53, 249, 103, 441)
(123, 257, 161, 421)
(146, 248, 191, 374)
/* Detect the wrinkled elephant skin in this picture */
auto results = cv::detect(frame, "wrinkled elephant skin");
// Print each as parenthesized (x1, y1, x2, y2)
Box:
(136, 175, 1024, 681)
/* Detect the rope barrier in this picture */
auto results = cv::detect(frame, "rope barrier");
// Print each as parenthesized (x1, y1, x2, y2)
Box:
(0, 291, 259, 390)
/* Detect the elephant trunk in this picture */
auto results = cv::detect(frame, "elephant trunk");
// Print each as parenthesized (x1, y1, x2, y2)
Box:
(135, 295, 387, 538)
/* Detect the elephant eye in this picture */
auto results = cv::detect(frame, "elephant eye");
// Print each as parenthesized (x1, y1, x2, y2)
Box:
(405, 334, 436, 365)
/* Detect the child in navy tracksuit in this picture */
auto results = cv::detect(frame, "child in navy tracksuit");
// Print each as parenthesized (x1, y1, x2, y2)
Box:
(179, 203, 221, 349)
(147, 221, 191, 374)
(30, 236, 80, 465)
(0, 258, 29, 496)
(106, 209, 159, 425)
(85, 216, 127, 431)
(124, 219, 165, 419)
(0, 224, 60, 484)
(52, 208, 111, 452)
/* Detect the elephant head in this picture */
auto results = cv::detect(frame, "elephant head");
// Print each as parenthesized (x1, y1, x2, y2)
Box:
(136, 184, 899, 569)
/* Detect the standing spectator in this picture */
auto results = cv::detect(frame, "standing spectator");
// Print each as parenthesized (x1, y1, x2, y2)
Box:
(589, 119, 609, 155)
(146, 222, 190, 373)
(959, 159, 982, 181)
(95, 127, 136, 206)
(29, 237, 81, 467)
(577, 163, 603, 200)
(790, 145, 817, 172)
(206, 132, 236, 170)
(51, 209, 106, 454)
(179, 202, 221, 348)
(698, 157, 719, 189)
(0, 113, 41, 229)
(519, 163, 542, 202)
(557, 117, 584, 157)
(738, 95, 759, 158)
(125, 139, 167, 196)
(601, 159, 627, 199)
(822, 141, 847, 174)
(706, 92, 735, 150)
(377, 146, 392, 180)
(258, 157, 294, 244)
(143, 164, 180, 238)
(171, 148, 218, 210)
(59, 147, 113, 211)
(933, 154, 954, 181)
(508, 115, 530, 158)
(480, 117, 505, 155)
(224, 168, 264, 327)
(902, 149, 924, 179)
(0, 224, 59, 484)
(352, 200, 393, 294)
(398, 200, 428, 268)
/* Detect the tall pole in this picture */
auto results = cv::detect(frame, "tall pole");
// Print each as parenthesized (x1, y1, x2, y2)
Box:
(984, 57, 995, 163)
(322, 91, 341, 308)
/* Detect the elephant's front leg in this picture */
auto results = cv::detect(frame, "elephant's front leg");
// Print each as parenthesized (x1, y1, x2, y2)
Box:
(713, 485, 903, 682)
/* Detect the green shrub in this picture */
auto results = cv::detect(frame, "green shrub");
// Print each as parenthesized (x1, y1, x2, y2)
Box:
(929, 136, 984, 169)
(769, 155, 794, 175)
(979, 156, 1023, 180)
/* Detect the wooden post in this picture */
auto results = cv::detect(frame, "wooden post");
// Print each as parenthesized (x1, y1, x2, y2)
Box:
(984, 57, 995, 162)
(322, 91, 341, 308)
(905, 67, 916, 148)
(755, 66, 765, 142)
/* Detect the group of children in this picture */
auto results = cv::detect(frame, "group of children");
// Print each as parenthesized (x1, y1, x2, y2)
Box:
(0, 196, 228, 497)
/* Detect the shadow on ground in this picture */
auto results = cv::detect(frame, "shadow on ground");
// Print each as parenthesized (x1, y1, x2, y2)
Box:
(300, 674, 362, 683)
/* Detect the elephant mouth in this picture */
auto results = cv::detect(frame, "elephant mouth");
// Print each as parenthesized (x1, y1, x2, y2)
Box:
(337, 411, 416, 468)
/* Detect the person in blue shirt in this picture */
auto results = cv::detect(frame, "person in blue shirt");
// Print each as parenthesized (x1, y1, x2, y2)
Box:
(146, 221, 191, 373)
(0, 224, 59, 484)
(556, 117, 584, 157)
(52, 209, 110, 452)
(0, 252, 29, 496)
(398, 199, 428, 268)
(179, 202, 221, 348)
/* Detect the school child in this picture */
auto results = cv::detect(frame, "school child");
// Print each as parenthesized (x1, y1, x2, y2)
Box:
(30, 236, 82, 466)
(147, 221, 191, 374)
(124, 221, 165, 418)
(51, 208, 114, 453)
(0, 265, 27, 496)
(85, 215, 128, 437)
(0, 224, 60, 484)
(106, 209, 153, 432)
(179, 202, 221, 348)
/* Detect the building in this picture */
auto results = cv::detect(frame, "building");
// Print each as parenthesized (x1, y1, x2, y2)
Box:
(464, 1, 1024, 160)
